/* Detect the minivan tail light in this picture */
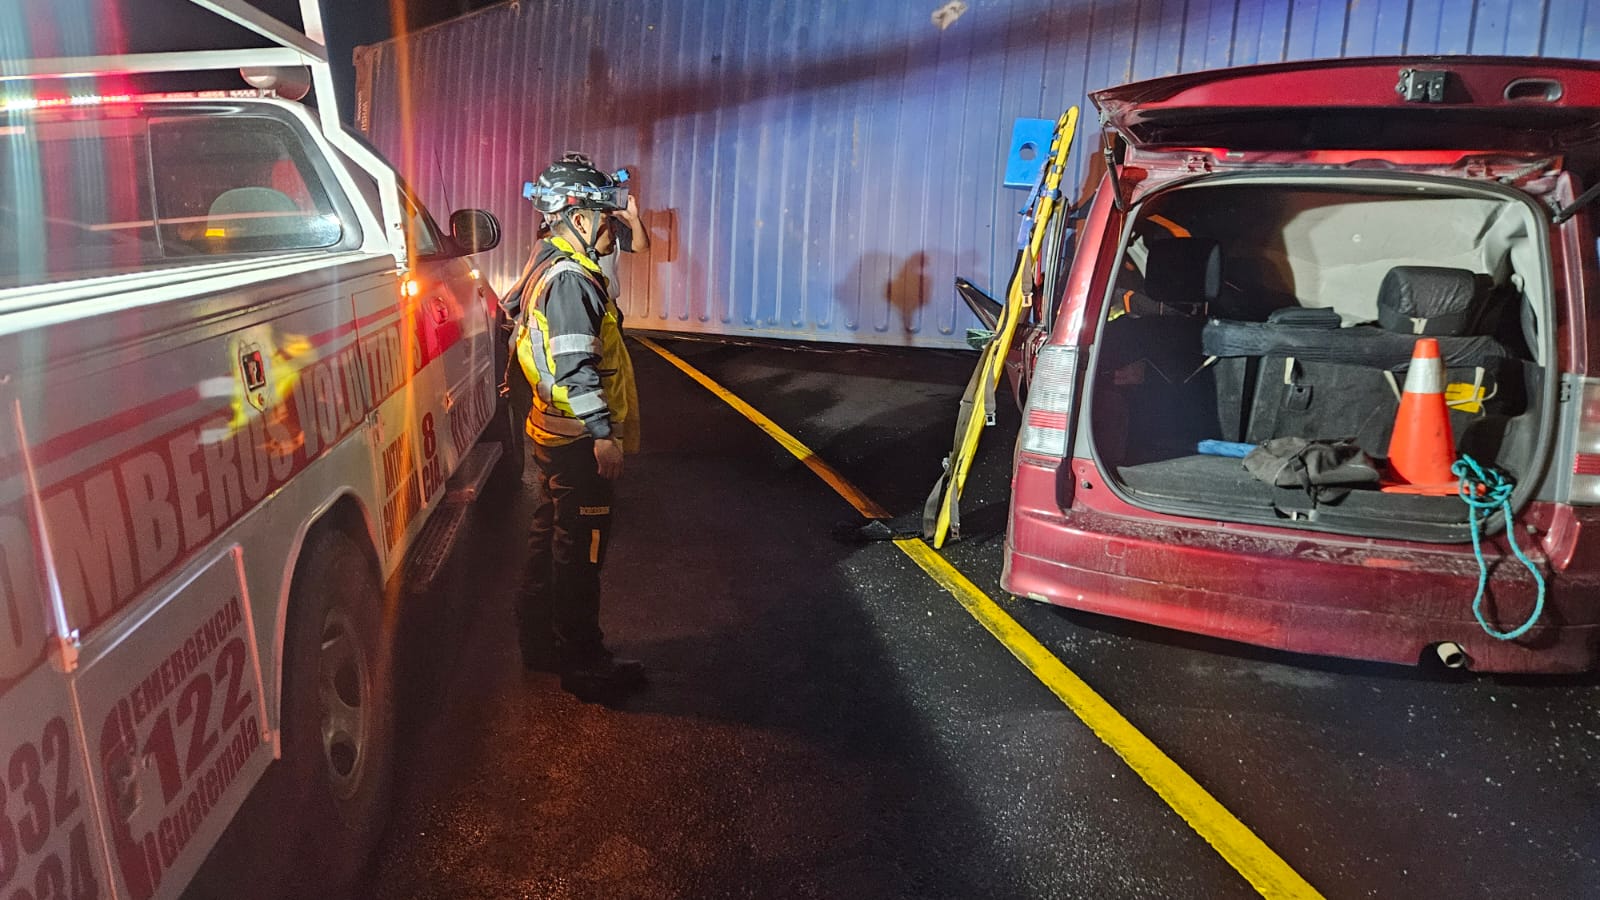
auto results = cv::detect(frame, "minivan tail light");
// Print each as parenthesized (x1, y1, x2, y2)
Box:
(1569, 377, 1600, 504)
(1019, 344, 1080, 459)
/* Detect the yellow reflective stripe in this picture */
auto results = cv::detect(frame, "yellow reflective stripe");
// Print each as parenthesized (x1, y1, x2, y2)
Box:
(526, 404, 586, 434)
(549, 383, 576, 415)
(550, 235, 604, 274)
(515, 324, 544, 393)
(530, 311, 559, 375)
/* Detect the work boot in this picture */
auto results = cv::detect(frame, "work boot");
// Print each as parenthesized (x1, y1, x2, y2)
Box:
(559, 655, 647, 697)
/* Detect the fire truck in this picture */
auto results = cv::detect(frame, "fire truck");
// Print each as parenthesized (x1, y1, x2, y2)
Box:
(0, 2, 512, 897)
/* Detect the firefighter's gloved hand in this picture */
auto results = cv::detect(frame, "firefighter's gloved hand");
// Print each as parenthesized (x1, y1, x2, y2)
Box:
(594, 437, 624, 480)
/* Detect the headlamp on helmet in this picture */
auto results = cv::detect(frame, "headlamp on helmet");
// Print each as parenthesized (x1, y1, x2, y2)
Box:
(523, 152, 630, 215)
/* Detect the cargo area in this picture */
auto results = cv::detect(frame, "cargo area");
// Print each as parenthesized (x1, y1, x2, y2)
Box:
(1087, 177, 1551, 538)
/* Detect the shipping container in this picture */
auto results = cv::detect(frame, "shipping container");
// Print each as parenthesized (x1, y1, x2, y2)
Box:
(356, 0, 1600, 348)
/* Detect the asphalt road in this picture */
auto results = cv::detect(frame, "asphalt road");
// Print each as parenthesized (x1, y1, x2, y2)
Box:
(365, 337, 1599, 899)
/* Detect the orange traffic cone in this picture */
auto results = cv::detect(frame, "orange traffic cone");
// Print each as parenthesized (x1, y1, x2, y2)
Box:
(1382, 337, 1459, 495)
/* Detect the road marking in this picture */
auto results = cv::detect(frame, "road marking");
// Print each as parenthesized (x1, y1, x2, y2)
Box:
(638, 337, 890, 519)
(638, 335, 1324, 900)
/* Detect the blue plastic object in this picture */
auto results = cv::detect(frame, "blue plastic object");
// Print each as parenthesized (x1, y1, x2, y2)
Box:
(1197, 440, 1256, 458)
(1003, 118, 1055, 190)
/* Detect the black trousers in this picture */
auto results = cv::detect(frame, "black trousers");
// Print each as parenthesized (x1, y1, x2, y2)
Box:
(518, 437, 614, 666)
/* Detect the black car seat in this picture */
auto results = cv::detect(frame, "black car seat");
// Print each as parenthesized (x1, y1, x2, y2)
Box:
(1095, 237, 1223, 463)
(1200, 266, 1519, 457)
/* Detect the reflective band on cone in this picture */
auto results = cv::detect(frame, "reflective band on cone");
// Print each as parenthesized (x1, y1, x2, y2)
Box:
(1382, 337, 1459, 495)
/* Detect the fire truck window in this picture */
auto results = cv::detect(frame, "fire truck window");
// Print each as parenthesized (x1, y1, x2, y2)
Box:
(150, 116, 343, 255)
(0, 121, 160, 288)
(406, 196, 443, 258)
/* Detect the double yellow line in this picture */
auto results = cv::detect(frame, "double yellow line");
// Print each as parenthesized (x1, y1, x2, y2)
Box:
(638, 336, 1322, 899)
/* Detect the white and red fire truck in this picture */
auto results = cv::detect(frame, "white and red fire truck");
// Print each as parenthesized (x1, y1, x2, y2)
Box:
(0, 2, 512, 897)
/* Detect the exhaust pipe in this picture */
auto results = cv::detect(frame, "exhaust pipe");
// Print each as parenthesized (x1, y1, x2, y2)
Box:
(1434, 641, 1468, 670)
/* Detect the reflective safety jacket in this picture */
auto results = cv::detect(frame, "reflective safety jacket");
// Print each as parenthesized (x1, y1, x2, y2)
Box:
(513, 237, 640, 451)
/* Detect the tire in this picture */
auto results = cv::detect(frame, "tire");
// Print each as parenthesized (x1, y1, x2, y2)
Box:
(487, 316, 528, 488)
(489, 385, 527, 488)
(275, 529, 395, 897)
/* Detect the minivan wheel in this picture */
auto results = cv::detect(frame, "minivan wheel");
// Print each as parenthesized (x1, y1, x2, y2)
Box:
(276, 530, 395, 896)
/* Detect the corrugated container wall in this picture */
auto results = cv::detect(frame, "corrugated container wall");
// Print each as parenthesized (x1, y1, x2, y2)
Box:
(355, 0, 1600, 348)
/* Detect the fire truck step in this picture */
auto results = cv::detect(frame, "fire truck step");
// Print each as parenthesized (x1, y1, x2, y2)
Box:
(404, 501, 470, 593)
(447, 443, 504, 503)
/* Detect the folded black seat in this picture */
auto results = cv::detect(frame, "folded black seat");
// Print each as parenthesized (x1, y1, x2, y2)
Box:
(1199, 266, 1517, 456)
(1201, 268, 1513, 371)
(1096, 238, 1223, 462)
(1201, 320, 1514, 370)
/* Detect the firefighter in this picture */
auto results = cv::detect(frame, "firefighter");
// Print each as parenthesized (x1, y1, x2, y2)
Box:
(508, 152, 647, 695)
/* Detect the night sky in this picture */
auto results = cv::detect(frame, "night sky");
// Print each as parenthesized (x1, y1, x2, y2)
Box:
(319, 0, 504, 121)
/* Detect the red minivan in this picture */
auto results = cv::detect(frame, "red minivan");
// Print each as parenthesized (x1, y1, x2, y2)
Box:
(1004, 57, 1600, 673)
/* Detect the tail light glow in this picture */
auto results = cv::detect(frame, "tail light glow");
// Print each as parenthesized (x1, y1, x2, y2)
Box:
(1019, 345, 1080, 460)
(1568, 377, 1600, 504)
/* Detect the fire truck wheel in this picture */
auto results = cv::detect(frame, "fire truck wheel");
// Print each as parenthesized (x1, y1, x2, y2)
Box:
(487, 320, 527, 490)
(490, 392, 526, 487)
(278, 529, 395, 894)
(485, 382, 528, 494)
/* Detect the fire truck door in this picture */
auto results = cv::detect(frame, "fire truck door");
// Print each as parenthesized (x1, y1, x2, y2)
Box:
(0, 386, 116, 900)
(73, 547, 271, 900)
(353, 270, 453, 561)
(400, 190, 492, 478)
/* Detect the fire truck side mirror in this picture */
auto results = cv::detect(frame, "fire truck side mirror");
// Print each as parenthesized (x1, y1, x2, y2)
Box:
(450, 209, 502, 255)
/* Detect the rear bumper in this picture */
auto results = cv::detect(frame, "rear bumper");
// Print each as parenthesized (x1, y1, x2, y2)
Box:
(1004, 502, 1600, 674)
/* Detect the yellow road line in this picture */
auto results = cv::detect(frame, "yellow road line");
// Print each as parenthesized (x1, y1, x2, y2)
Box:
(894, 538, 1321, 899)
(636, 336, 890, 519)
(638, 335, 1324, 900)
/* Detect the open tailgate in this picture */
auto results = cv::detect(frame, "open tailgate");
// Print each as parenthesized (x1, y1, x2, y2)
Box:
(1092, 56, 1600, 153)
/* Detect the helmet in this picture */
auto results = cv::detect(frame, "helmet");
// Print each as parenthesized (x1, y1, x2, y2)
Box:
(523, 152, 629, 215)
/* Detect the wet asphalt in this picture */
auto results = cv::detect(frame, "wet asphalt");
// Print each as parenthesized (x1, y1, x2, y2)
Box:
(367, 337, 1598, 899)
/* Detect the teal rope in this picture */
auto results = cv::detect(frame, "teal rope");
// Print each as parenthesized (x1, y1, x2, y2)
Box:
(1453, 454, 1546, 640)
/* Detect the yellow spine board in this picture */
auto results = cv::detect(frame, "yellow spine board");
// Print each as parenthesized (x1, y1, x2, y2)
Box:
(932, 106, 1078, 548)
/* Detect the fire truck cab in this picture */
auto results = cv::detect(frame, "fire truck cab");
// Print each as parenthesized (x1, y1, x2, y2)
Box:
(0, 3, 509, 897)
